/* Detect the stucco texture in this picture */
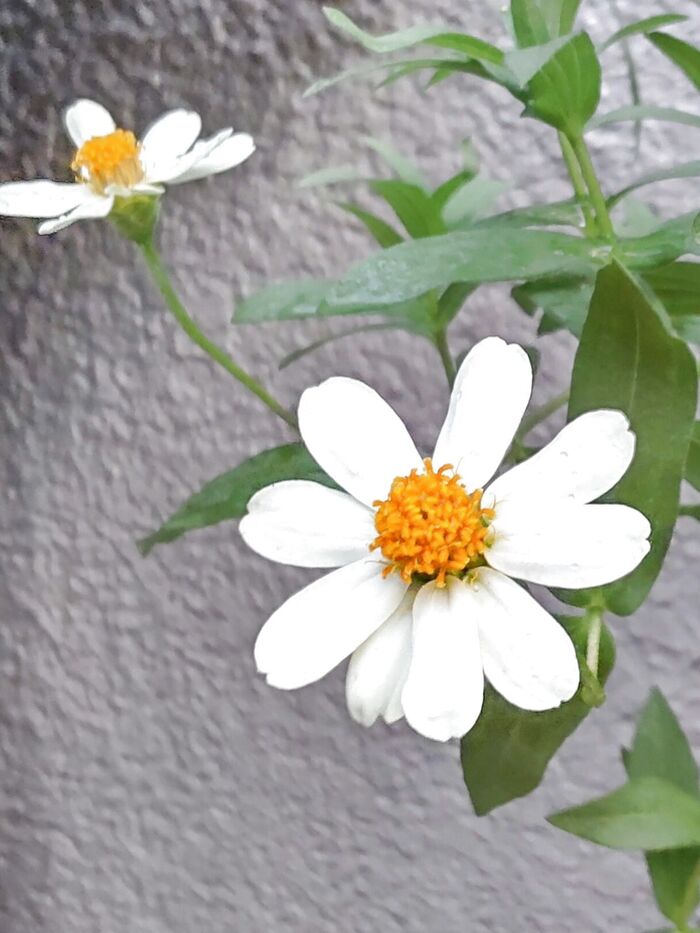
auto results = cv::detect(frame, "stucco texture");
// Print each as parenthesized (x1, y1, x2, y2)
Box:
(1, 1, 700, 930)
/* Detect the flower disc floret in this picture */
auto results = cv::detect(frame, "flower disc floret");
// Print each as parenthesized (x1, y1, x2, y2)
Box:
(72, 129, 144, 193)
(371, 458, 494, 587)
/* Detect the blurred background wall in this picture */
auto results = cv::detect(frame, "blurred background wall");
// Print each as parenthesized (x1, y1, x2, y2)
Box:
(1, 1, 699, 930)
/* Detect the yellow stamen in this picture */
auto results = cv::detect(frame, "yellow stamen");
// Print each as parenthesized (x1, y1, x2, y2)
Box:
(370, 458, 494, 588)
(71, 129, 144, 194)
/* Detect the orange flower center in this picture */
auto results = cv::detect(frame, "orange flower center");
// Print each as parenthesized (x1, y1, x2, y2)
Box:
(71, 129, 144, 194)
(371, 458, 494, 588)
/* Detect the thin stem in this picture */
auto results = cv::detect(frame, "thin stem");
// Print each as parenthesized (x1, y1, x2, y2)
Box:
(434, 329, 457, 388)
(140, 240, 298, 431)
(586, 609, 603, 678)
(558, 132, 597, 237)
(516, 390, 570, 444)
(569, 135, 615, 239)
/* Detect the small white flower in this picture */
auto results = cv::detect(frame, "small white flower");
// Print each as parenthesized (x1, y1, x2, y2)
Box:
(240, 337, 651, 742)
(0, 98, 255, 234)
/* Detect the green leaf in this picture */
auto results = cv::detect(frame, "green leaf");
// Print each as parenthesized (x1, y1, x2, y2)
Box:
(609, 161, 700, 208)
(511, 0, 550, 47)
(435, 282, 477, 328)
(478, 199, 581, 229)
(645, 262, 700, 346)
(461, 613, 615, 815)
(549, 777, 700, 850)
(297, 164, 367, 188)
(278, 323, 399, 369)
(648, 32, 700, 92)
(624, 690, 700, 929)
(369, 180, 446, 238)
(322, 227, 597, 315)
(138, 444, 334, 555)
(234, 279, 332, 323)
(601, 15, 687, 52)
(503, 35, 572, 87)
(322, 7, 504, 62)
(647, 849, 700, 931)
(617, 213, 700, 269)
(567, 262, 698, 615)
(362, 136, 428, 188)
(525, 33, 601, 135)
(627, 689, 698, 795)
(686, 423, 700, 491)
(512, 276, 592, 336)
(441, 176, 508, 227)
(305, 56, 490, 98)
(589, 104, 700, 132)
(336, 202, 404, 248)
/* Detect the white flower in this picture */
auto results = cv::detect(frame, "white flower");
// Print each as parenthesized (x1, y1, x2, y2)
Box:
(240, 337, 651, 742)
(0, 98, 255, 234)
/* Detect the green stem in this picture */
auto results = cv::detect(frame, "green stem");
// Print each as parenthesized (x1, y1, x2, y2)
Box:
(586, 609, 603, 678)
(515, 390, 570, 444)
(434, 329, 457, 388)
(140, 240, 298, 431)
(558, 133, 597, 237)
(569, 135, 615, 239)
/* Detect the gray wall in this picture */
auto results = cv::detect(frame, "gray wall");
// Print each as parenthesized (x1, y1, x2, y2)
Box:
(1, 1, 699, 930)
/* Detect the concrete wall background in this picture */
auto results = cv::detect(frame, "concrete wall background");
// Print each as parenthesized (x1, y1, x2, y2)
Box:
(1, 1, 700, 930)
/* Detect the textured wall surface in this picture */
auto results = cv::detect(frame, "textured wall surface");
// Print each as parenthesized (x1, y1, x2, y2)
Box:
(2, 1, 700, 931)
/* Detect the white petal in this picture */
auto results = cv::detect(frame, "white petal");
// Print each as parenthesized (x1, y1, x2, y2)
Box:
(254, 556, 407, 690)
(140, 110, 202, 177)
(239, 480, 375, 568)
(346, 591, 414, 727)
(37, 193, 113, 234)
(432, 337, 532, 490)
(487, 410, 636, 508)
(470, 568, 579, 711)
(401, 577, 484, 742)
(150, 128, 232, 184)
(169, 132, 255, 184)
(487, 502, 651, 588)
(64, 99, 116, 147)
(298, 377, 423, 507)
(0, 181, 93, 218)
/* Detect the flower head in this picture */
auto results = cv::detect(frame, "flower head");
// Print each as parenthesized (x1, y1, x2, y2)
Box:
(0, 98, 255, 234)
(240, 337, 651, 742)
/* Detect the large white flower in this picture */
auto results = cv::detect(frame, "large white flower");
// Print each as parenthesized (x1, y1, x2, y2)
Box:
(0, 98, 255, 234)
(240, 337, 651, 742)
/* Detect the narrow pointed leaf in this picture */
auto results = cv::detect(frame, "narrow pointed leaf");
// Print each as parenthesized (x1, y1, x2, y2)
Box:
(626, 689, 698, 795)
(624, 689, 700, 927)
(362, 136, 428, 188)
(369, 179, 446, 238)
(323, 7, 504, 62)
(138, 444, 335, 555)
(297, 165, 367, 188)
(234, 280, 332, 322)
(525, 33, 601, 135)
(337, 201, 404, 248)
(609, 161, 700, 208)
(589, 105, 700, 132)
(601, 15, 687, 52)
(549, 777, 700, 850)
(278, 323, 399, 369)
(567, 262, 698, 615)
(322, 228, 596, 314)
(648, 32, 700, 91)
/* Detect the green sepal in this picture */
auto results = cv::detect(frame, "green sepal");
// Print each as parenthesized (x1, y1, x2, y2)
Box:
(109, 194, 160, 245)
